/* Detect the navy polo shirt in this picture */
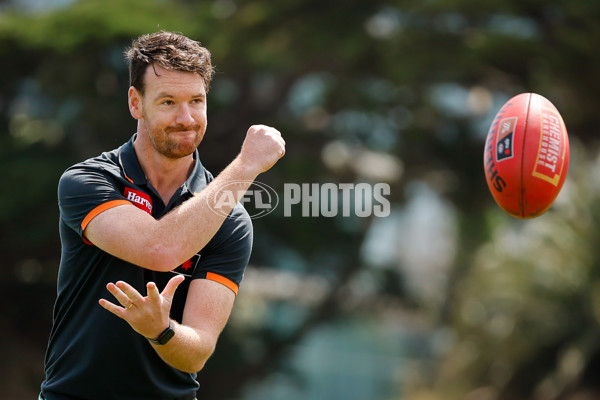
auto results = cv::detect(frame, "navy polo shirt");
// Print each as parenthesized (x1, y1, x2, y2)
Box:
(41, 135, 253, 400)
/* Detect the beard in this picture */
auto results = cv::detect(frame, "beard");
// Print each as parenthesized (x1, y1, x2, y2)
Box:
(144, 120, 205, 159)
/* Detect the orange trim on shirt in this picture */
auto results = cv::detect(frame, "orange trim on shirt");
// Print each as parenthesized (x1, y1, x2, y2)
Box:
(81, 199, 132, 231)
(206, 272, 239, 295)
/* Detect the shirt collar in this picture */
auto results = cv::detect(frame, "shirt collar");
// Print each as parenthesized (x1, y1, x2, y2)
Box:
(118, 134, 208, 194)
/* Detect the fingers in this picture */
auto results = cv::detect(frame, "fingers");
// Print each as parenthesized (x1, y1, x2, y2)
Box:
(146, 281, 160, 303)
(98, 298, 125, 317)
(115, 281, 144, 303)
(106, 281, 143, 308)
(250, 125, 286, 151)
(100, 275, 185, 317)
(161, 274, 186, 300)
(240, 124, 286, 174)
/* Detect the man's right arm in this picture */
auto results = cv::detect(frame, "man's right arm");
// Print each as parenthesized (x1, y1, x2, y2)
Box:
(84, 125, 285, 272)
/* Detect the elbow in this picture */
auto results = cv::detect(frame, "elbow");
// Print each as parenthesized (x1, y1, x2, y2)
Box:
(184, 343, 216, 373)
(180, 360, 207, 374)
(176, 352, 210, 374)
(143, 243, 182, 272)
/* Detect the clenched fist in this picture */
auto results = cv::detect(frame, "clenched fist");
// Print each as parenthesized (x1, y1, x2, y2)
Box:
(238, 125, 285, 175)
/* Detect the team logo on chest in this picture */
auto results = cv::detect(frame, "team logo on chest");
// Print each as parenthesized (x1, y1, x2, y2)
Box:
(173, 253, 201, 277)
(124, 187, 153, 215)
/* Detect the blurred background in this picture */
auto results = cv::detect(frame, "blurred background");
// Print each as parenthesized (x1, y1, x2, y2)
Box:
(2, 0, 600, 399)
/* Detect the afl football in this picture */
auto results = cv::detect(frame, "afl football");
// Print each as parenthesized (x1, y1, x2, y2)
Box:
(483, 93, 569, 218)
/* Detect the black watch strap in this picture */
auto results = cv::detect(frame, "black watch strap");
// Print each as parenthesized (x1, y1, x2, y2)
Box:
(147, 322, 175, 345)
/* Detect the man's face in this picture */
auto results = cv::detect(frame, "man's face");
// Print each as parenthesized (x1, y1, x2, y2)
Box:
(137, 64, 208, 159)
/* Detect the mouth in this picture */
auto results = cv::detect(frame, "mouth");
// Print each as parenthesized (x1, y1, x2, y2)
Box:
(168, 129, 199, 140)
(167, 125, 201, 135)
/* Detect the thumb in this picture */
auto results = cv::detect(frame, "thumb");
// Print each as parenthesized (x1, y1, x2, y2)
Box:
(161, 274, 186, 300)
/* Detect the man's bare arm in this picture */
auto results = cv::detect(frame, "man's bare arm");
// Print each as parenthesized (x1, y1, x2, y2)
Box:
(99, 276, 235, 373)
(85, 125, 284, 271)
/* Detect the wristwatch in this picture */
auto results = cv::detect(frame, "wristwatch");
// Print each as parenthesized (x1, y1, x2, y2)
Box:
(147, 322, 175, 345)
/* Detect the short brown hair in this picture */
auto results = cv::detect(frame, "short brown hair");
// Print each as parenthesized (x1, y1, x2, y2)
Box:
(124, 31, 215, 94)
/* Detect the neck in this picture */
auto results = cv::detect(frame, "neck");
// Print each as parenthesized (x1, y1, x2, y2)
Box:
(133, 133, 195, 204)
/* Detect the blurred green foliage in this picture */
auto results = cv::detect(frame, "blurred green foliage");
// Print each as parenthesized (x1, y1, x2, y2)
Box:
(3, 0, 600, 399)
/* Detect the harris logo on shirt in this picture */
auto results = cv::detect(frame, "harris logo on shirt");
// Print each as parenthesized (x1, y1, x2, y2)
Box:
(124, 188, 153, 215)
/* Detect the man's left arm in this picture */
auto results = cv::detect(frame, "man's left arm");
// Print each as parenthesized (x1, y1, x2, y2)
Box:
(152, 278, 235, 372)
(99, 276, 235, 373)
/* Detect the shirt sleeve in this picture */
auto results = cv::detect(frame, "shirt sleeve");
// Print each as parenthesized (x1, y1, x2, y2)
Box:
(192, 204, 253, 295)
(58, 162, 130, 238)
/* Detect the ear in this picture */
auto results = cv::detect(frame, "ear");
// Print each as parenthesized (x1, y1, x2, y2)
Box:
(128, 86, 143, 120)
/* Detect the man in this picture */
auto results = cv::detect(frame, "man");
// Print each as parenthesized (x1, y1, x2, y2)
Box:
(40, 31, 285, 400)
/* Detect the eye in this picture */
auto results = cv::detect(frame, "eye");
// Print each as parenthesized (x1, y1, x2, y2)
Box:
(191, 98, 205, 105)
(161, 100, 174, 106)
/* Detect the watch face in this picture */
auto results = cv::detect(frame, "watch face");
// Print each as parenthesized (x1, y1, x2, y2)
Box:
(158, 328, 175, 345)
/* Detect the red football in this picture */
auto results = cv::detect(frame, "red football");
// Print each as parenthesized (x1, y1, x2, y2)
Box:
(483, 93, 570, 218)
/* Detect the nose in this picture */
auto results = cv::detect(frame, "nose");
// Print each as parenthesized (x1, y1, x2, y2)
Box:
(175, 103, 194, 126)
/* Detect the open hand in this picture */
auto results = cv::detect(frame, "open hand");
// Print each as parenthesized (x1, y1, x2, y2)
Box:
(99, 274, 185, 339)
